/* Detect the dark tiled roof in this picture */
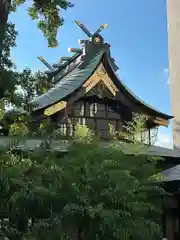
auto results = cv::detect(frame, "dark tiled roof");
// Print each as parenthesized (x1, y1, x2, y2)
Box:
(30, 49, 104, 111)
(161, 165, 180, 182)
(1, 136, 180, 158)
(118, 143, 180, 158)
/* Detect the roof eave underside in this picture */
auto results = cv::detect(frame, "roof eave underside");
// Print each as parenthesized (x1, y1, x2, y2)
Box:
(102, 55, 173, 120)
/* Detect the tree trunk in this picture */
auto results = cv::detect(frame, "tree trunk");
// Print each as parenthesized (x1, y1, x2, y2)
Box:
(0, 0, 11, 64)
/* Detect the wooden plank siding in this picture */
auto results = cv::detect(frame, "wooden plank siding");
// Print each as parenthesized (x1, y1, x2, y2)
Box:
(50, 97, 155, 145)
(54, 98, 124, 139)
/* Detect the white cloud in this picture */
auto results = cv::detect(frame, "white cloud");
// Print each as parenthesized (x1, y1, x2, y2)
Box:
(163, 68, 170, 84)
(155, 132, 173, 149)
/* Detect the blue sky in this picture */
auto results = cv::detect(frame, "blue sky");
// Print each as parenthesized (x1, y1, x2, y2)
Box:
(9, 0, 173, 147)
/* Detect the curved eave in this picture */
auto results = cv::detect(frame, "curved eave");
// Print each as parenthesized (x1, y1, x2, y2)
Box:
(103, 55, 173, 121)
(30, 49, 105, 111)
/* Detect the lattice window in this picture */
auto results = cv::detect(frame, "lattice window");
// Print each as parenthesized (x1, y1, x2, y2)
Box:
(59, 123, 67, 136)
(90, 103, 97, 117)
(80, 103, 85, 116)
(78, 118, 86, 125)
(133, 130, 150, 144)
(141, 131, 149, 144)
(67, 123, 73, 136)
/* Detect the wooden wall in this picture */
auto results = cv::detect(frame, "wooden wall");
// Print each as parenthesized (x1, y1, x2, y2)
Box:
(51, 97, 155, 145)
(53, 98, 124, 139)
(163, 195, 180, 240)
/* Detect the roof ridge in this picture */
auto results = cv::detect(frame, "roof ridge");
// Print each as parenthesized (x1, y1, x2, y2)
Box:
(54, 51, 83, 74)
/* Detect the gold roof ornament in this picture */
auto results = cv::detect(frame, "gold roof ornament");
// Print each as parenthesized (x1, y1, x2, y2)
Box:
(74, 20, 108, 43)
(68, 48, 81, 53)
(75, 20, 92, 37)
(94, 24, 108, 36)
(60, 57, 71, 63)
(37, 56, 54, 72)
(78, 39, 87, 45)
(44, 101, 67, 116)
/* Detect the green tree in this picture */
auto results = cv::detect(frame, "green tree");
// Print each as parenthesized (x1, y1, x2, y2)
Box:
(15, 68, 53, 107)
(0, 67, 54, 136)
(109, 113, 158, 146)
(0, 21, 18, 135)
(0, 22, 18, 100)
(0, 121, 166, 240)
(0, 0, 73, 63)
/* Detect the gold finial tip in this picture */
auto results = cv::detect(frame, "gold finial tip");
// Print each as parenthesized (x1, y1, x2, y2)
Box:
(102, 24, 108, 28)
(38, 57, 43, 61)
(68, 48, 81, 53)
(59, 56, 71, 63)
(78, 39, 86, 44)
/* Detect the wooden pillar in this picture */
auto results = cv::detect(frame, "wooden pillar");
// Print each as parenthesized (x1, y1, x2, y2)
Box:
(148, 128, 151, 145)
(166, 0, 180, 149)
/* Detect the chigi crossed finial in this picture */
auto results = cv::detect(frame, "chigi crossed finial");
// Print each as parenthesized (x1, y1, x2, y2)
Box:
(37, 21, 108, 70)
(67, 21, 108, 55)
(74, 20, 108, 38)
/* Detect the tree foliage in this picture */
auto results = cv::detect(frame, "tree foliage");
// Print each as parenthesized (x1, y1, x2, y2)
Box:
(10, 0, 74, 47)
(1, 22, 17, 70)
(0, 22, 18, 102)
(0, 0, 73, 68)
(0, 117, 166, 240)
(15, 68, 52, 107)
(109, 113, 158, 146)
